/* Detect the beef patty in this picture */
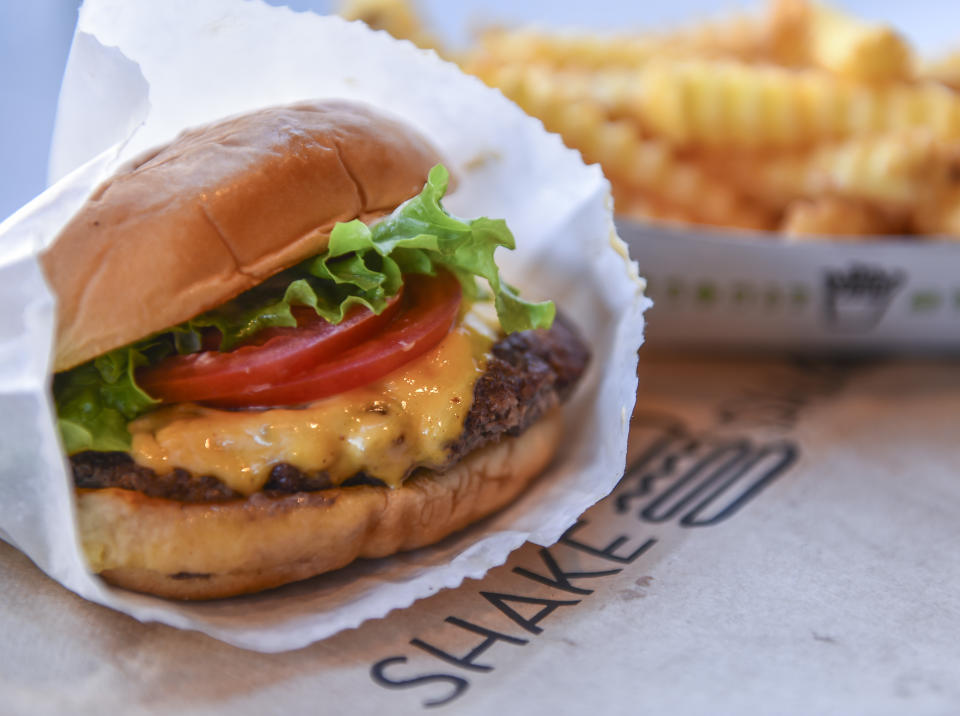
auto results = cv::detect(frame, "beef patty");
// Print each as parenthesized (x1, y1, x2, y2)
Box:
(71, 315, 589, 503)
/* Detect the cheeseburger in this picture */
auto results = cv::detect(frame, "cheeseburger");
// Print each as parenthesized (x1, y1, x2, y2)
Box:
(43, 101, 589, 600)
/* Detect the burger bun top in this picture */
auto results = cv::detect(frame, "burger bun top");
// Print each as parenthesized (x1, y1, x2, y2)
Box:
(42, 101, 443, 372)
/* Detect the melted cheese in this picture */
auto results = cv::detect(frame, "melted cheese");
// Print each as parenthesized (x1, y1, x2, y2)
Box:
(128, 306, 499, 495)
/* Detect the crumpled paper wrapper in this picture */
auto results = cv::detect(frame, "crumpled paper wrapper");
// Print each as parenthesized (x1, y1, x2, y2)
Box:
(0, 0, 648, 652)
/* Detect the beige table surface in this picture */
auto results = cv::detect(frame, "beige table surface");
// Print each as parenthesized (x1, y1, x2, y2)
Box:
(2, 354, 959, 715)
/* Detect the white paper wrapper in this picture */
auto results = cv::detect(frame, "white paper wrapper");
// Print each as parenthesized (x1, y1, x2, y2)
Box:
(0, 0, 648, 651)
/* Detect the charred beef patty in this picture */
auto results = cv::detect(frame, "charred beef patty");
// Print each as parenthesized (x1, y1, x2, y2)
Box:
(72, 316, 589, 502)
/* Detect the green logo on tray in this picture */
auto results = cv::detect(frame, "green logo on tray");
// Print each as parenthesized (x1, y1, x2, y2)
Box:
(646, 264, 959, 332)
(657, 278, 809, 312)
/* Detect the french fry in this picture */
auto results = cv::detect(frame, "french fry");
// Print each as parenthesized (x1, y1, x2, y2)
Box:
(765, 0, 810, 66)
(913, 181, 960, 237)
(770, 0, 913, 81)
(466, 63, 644, 121)
(921, 49, 960, 91)
(471, 29, 663, 71)
(639, 59, 960, 148)
(470, 12, 771, 72)
(806, 2, 912, 81)
(781, 197, 902, 237)
(612, 180, 776, 233)
(340, 0, 443, 53)
(702, 131, 953, 212)
(667, 11, 772, 64)
(613, 191, 706, 229)
(613, 175, 777, 231)
(475, 63, 773, 230)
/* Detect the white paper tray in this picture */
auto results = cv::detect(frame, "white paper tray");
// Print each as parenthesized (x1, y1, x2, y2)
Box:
(618, 219, 960, 351)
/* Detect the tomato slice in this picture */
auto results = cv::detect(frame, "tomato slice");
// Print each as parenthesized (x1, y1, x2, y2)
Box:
(137, 289, 404, 405)
(204, 270, 462, 408)
(137, 271, 462, 408)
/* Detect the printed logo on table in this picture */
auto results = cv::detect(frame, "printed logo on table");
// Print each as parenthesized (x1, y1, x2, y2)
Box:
(368, 361, 850, 709)
(369, 414, 802, 709)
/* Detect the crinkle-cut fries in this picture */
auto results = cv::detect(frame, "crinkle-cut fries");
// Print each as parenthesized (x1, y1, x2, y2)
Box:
(638, 60, 960, 148)
(346, 0, 960, 239)
(699, 132, 959, 211)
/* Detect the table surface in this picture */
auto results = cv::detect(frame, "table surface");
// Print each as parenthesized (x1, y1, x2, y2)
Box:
(3, 354, 958, 716)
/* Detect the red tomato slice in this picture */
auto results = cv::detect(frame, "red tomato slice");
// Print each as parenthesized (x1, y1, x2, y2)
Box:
(203, 270, 462, 408)
(137, 289, 404, 405)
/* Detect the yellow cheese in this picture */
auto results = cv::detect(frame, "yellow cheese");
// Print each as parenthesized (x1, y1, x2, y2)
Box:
(127, 306, 499, 495)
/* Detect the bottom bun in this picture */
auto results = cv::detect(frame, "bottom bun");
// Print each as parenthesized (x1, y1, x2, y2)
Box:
(76, 410, 563, 600)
